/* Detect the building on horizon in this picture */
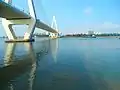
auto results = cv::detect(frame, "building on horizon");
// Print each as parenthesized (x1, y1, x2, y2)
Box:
(88, 30, 94, 35)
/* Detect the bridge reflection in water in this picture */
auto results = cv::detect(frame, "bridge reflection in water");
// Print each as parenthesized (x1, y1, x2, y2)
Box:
(0, 38, 59, 90)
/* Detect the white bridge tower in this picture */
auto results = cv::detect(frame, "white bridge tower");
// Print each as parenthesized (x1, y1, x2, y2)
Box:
(49, 16, 59, 38)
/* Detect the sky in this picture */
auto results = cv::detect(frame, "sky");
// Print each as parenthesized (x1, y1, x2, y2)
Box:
(0, 0, 120, 36)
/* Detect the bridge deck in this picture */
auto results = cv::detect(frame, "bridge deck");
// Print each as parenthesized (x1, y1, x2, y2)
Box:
(36, 19, 58, 33)
(0, 1, 30, 19)
(0, 1, 58, 33)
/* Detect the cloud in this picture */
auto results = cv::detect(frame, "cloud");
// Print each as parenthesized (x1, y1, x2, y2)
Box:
(91, 22, 120, 33)
(101, 22, 120, 29)
(62, 22, 120, 34)
(83, 7, 93, 15)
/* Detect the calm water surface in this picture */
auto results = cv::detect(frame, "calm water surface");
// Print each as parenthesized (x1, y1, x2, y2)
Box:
(0, 37, 120, 90)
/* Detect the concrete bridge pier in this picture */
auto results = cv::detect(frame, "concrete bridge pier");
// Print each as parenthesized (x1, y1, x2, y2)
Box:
(2, 0, 36, 42)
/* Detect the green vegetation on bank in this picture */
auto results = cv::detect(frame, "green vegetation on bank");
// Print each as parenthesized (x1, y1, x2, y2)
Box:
(61, 33, 120, 38)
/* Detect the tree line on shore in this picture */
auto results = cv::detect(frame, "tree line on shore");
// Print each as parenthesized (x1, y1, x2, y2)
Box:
(62, 33, 120, 37)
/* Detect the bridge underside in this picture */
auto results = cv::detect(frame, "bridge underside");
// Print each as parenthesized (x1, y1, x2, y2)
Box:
(36, 19, 58, 33)
(0, 1, 30, 19)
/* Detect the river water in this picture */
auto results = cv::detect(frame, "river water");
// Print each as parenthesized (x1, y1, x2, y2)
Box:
(0, 37, 120, 90)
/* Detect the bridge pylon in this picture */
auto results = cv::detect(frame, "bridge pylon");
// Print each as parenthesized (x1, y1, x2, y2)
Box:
(2, 0, 36, 42)
(49, 16, 59, 38)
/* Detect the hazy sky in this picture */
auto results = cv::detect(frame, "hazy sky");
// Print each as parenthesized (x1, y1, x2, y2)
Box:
(0, 0, 120, 36)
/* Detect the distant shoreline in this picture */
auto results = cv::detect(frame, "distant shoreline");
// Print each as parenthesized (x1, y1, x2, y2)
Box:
(0, 36, 120, 39)
(60, 36, 120, 38)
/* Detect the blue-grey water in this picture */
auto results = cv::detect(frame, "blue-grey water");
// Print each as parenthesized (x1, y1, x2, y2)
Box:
(0, 37, 120, 90)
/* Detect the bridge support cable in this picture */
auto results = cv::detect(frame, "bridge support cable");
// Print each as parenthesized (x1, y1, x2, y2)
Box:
(34, 0, 51, 35)
(39, 0, 51, 25)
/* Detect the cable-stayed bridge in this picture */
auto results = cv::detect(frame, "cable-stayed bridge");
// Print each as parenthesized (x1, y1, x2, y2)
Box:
(0, 0, 59, 42)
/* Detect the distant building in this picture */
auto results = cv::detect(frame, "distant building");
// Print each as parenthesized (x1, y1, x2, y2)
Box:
(88, 31, 94, 35)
